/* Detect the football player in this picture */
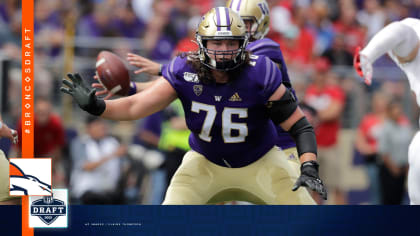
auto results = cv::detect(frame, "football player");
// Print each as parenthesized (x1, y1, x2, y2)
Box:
(0, 115, 20, 204)
(354, 18, 420, 205)
(63, 7, 326, 204)
(95, 0, 302, 173)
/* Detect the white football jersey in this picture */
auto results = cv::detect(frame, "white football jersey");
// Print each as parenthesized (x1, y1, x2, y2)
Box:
(387, 18, 420, 107)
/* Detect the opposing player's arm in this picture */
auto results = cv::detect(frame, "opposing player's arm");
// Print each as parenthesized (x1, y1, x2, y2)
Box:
(103, 77, 177, 120)
(355, 19, 420, 85)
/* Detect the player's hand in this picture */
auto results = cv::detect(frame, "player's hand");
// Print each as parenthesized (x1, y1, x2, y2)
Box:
(292, 160, 327, 200)
(126, 53, 161, 75)
(353, 46, 373, 85)
(0, 123, 18, 144)
(92, 75, 138, 98)
(60, 73, 106, 116)
(92, 74, 115, 100)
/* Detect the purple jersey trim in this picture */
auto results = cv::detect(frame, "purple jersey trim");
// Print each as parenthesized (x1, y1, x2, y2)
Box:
(162, 57, 178, 88)
(266, 61, 277, 93)
(263, 57, 273, 91)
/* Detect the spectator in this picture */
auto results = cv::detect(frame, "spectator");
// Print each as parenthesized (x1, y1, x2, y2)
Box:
(308, 0, 335, 56)
(322, 33, 353, 66)
(333, 0, 366, 54)
(113, 2, 146, 38)
(279, 6, 315, 67)
(17, 97, 65, 158)
(355, 91, 390, 204)
(356, 0, 386, 39)
(171, 15, 201, 56)
(378, 100, 412, 204)
(304, 57, 346, 204)
(69, 116, 127, 204)
(16, 97, 66, 186)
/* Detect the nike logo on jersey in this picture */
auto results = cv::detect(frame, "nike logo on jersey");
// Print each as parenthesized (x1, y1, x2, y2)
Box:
(214, 96, 222, 102)
(229, 92, 242, 102)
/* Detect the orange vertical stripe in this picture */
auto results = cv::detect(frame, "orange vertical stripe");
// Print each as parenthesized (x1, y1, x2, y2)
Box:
(21, 0, 34, 236)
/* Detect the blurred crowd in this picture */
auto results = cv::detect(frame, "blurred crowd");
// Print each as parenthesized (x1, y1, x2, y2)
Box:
(0, 0, 419, 205)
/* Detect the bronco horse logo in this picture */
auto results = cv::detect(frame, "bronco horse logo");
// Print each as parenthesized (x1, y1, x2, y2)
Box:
(9, 162, 52, 195)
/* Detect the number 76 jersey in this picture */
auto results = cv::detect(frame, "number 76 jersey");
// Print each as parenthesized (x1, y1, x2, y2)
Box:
(162, 55, 283, 168)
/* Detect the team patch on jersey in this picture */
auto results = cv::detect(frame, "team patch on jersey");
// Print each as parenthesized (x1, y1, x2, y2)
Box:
(9, 158, 52, 196)
(183, 72, 199, 83)
(29, 189, 68, 228)
(229, 92, 242, 102)
(193, 85, 203, 96)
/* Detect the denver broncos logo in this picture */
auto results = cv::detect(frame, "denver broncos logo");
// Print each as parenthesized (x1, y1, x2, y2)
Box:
(9, 162, 52, 196)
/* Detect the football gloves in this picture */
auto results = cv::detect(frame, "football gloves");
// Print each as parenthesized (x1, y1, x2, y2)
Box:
(353, 46, 373, 85)
(292, 160, 328, 200)
(60, 73, 106, 116)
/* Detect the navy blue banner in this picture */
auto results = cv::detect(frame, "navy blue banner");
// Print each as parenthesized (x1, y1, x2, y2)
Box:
(0, 206, 21, 236)
(1, 205, 419, 235)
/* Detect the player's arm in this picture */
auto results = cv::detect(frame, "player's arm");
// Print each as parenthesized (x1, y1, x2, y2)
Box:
(268, 85, 316, 162)
(61, 73, 177, 121)
(354, 20, 419, 84)
(103, 78, 176, 120)
(267, 84, 327, 199)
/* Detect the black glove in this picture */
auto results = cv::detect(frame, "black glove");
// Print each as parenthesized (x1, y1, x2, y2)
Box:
(292, 160, 327, 200)
(60, 73, 106, 116)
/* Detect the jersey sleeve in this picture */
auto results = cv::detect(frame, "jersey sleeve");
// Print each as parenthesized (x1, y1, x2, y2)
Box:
(247, 38, 283, 62)
(161, 56, 187, 91)
(248, 39, 295, 98)
(258, 56, 283, 102)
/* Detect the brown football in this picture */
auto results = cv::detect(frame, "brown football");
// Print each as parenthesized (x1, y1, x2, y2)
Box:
(96, 51, 130, 96)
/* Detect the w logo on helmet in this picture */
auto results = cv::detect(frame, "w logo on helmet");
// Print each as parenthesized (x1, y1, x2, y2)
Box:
(9, 158, 52, 196)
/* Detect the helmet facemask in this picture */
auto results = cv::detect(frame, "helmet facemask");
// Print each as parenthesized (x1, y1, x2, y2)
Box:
(196, 7, 249, 71)
(197, 35, 248, 71)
